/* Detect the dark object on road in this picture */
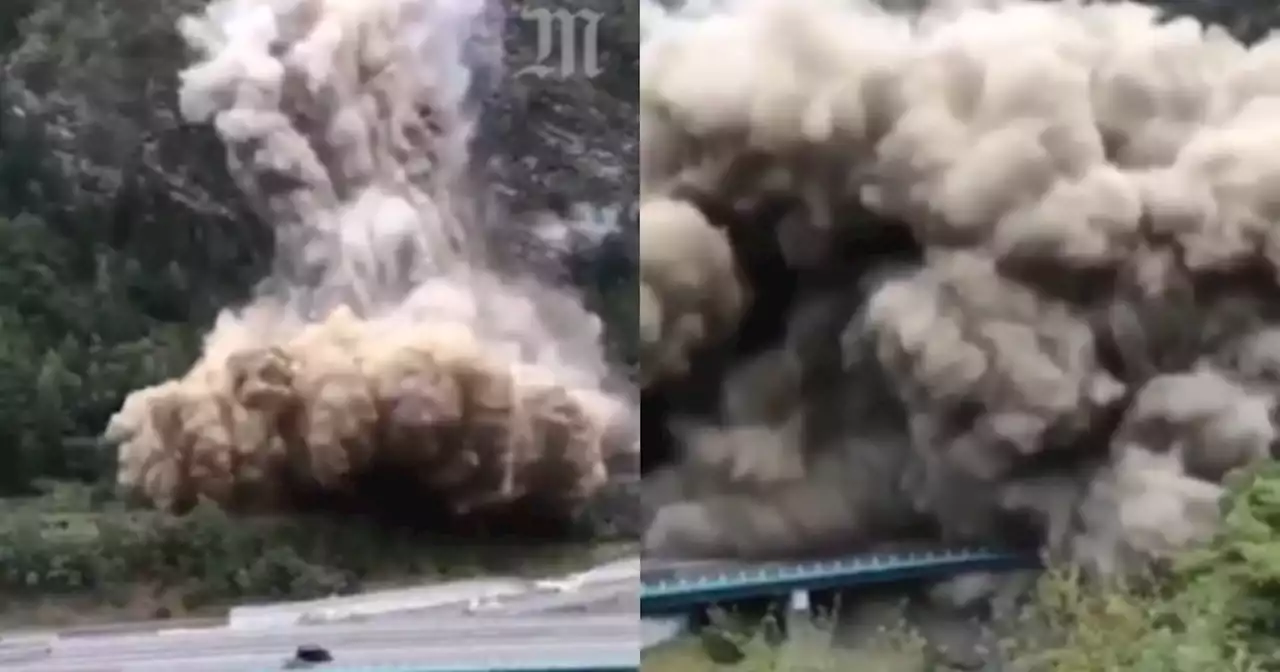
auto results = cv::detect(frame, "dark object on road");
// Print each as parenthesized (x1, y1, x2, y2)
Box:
(284, 644, 333, 667)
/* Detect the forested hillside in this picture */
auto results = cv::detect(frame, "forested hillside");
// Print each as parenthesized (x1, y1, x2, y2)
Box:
(0, 0, 638, 621)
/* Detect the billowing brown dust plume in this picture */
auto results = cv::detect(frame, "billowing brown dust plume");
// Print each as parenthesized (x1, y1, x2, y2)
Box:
(103, 0, 637, 531)
(640, 0, 1280, 575)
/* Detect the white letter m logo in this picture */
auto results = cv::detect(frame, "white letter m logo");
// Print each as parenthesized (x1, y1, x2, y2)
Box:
(516, 7, 605, 79)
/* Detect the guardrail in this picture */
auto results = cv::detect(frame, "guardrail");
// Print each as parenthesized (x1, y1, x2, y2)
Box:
(640, 547, 1039, 617)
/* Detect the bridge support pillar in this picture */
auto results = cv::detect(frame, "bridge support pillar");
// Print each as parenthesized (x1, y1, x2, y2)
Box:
(776, 588, 832, 665)
(785, 589, 811, 633)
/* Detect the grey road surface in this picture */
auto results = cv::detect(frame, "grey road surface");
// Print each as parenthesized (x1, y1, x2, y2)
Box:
(0, 557, 643, 672)
(2, 615, 638, 671)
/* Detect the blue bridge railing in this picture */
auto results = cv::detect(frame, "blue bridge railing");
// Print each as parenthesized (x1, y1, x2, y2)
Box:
(641, 547, 1039, 617)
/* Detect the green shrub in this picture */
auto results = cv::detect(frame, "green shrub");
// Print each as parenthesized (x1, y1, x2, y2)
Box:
(1015, 463, 1280, 671)
(0, 492, 631, 610)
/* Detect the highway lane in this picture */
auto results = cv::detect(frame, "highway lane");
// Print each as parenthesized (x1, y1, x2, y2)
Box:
(0, 557, 644, 672)
(14, 639, 637, 671)
(2, 615, 639, 671)
(57, 615, 631, 651)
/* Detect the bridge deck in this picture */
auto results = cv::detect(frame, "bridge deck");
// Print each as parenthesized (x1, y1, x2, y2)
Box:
(640, 547, 1038, 616)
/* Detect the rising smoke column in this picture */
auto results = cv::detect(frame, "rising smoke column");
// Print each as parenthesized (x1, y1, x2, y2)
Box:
(640, 0, 1280, 575)
(102, 0, 637, 531)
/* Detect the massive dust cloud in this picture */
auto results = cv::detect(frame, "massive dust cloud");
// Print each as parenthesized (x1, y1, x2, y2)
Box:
(102, 0, 638, 533)
(640, 0, 1280, 575)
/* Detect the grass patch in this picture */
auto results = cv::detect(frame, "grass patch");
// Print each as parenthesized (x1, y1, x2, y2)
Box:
(642, 606, 928, 672)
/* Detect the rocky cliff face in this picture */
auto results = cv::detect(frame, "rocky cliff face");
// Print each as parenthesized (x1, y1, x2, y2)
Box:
(480, 0, 638, 215)
(0, 0, 637, 284)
